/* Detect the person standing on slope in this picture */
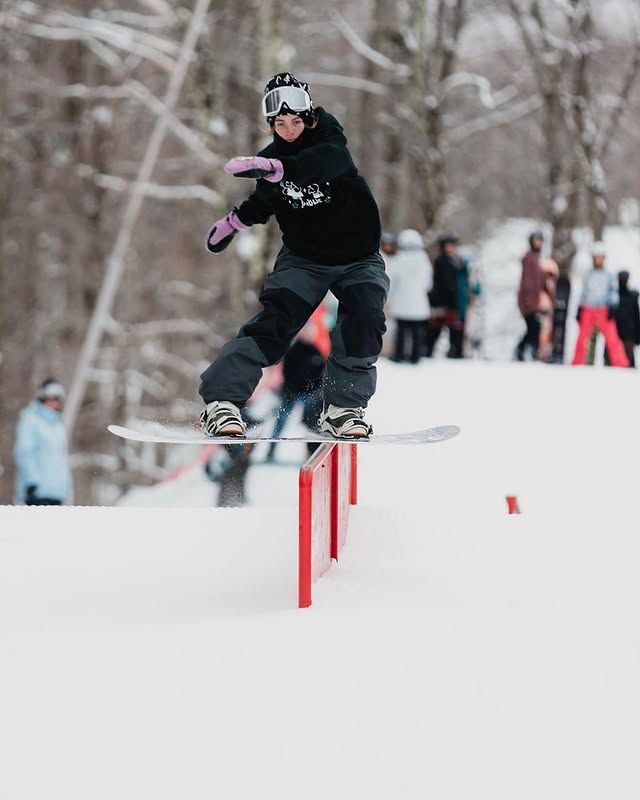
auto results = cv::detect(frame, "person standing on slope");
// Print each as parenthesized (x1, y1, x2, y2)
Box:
(386, 228, 432, 363)
(14, 378, 73, 505)
(425, 232, 466, 359)
(515, 230, 546, 361)
(572, 242, 629, 367)
(610, 270, 640, 367)
(200, 72, 389, 439)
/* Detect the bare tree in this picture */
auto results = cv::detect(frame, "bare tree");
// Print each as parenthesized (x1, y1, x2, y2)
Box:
(507, 0, 640, 272)
(64, 0, 214, 433)
(3, 0, 640, 503)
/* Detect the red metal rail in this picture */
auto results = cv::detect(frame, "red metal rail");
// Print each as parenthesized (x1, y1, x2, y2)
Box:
(298, 443, 357, 608)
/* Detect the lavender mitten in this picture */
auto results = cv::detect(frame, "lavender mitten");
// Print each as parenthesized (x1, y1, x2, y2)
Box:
(224, 156, 284, 183)
(206, 211, 249, 253)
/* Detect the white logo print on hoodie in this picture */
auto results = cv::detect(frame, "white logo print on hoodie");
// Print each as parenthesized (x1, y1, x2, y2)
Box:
(281, 181, 331, 209)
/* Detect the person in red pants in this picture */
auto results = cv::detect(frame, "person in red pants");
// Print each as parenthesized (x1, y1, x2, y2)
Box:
(572, 242, 629, 367)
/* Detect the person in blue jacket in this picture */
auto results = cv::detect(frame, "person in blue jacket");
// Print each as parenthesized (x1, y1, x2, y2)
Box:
(14, 378, 73, 505)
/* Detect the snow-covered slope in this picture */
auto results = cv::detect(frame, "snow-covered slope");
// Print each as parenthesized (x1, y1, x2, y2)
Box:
(2, 357, 640, 800)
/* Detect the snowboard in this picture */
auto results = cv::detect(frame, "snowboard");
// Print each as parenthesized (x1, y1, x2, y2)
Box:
(108, 422, 460, 446)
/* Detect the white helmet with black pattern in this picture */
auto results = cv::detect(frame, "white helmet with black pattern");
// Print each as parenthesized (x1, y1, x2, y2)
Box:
(262, 72, 315, 126)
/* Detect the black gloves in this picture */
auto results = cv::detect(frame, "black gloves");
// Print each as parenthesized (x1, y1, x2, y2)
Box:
(26, 485, 38, 502)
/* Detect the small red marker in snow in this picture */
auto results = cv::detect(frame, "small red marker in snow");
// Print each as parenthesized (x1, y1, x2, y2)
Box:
(506, 495, 521, 514)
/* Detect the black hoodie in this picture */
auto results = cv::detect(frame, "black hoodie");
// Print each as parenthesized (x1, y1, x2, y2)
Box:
(235, 108, 381, 265)
(429, 250, 465, 310)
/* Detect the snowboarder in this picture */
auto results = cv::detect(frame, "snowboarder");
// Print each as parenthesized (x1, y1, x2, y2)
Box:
(386, 228, 432, 363)
(572, 242, 629, 367)
(200, 72, 389, 439)
(13, 378, 73, 505)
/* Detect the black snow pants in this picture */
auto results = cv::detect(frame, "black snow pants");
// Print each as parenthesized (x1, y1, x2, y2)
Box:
(394, 319, 425, 363)
(516, 313, 541, 360)
(200, 246, 389, 409)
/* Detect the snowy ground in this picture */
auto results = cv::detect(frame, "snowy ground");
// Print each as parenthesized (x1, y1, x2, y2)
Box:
(3, 356, 640, 799)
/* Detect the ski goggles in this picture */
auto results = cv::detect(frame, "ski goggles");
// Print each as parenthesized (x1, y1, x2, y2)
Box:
(261, 86, 311, 118)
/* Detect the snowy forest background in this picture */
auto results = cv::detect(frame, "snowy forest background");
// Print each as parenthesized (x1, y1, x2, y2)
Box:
(2, 0, 640, 504)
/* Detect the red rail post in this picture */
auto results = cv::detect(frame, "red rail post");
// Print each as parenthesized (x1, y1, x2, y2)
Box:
(349, 443, 358, 505)
(298, 468, 313, 608)
(330, 446, 339, 560)
(298, 442, 359, 608)
(298, 443, 335, 608)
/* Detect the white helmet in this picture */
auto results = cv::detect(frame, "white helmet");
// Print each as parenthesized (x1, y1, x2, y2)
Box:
(397, 229, 424, 250)
(37, 378, 65, 401)
(591, 241, 607, 258)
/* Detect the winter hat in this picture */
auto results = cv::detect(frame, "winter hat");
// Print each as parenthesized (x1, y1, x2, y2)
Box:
(591, 241, 607, 258)
(438, 232, 460, 248)
(618, 269, 630, 286)
(397, 229, 424, 250)
(37, 377, 65, 402)
(262, 72, 315, 126)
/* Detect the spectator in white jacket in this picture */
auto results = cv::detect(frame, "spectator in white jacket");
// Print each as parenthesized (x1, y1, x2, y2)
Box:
(386, 229, 432, 363)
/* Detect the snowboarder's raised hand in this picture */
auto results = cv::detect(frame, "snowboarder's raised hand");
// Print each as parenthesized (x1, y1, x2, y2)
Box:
(224, 156, 284, 183)
(205, 211, 249, 253)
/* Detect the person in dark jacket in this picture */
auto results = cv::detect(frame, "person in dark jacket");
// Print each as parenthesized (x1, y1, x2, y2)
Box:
(265, 339, 326, 462)
(605, 270, 640, 367)
(515, 230, 546, 361)
(204, 442, 255, 508)
(425, 232, 467, 358)
(199, 73, 389, 440)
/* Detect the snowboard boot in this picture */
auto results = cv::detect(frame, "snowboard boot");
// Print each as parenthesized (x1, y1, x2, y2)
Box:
(200, 401, 246, 437)
(319, 404, 372, 439)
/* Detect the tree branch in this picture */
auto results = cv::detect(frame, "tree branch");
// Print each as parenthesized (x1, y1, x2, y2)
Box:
(76, 163, 222, 207)
(329, 10, 410, 76)
(448, 95, 542, 142)
(599, 31, 640, 157)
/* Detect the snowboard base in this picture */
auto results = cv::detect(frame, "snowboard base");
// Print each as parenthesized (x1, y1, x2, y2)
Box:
(108, 422, 460, 446)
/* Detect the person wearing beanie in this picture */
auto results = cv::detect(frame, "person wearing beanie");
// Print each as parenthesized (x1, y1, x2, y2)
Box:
(425, 232, 468, 358)
(380, 231, 398, 259)
(571, 242, 629, 367)
(386, 229, 432, 363)
(200, 72, 388, 439)
(13, 378, 73, 505)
